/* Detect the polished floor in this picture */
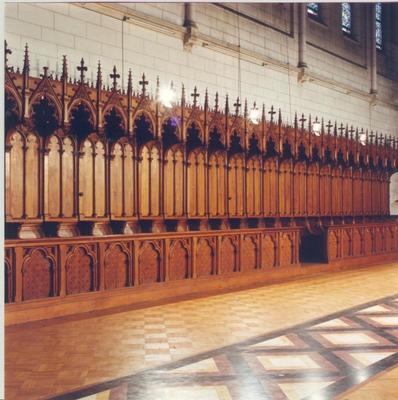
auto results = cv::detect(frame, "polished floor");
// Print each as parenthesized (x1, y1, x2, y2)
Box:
(6, 263, 398, 400)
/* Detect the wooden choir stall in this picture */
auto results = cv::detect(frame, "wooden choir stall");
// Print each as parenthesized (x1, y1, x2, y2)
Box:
(4, 42, 398, 324)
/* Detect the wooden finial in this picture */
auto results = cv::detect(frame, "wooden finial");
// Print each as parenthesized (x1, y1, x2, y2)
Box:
(204, 88, 209, 110)
(225, 94, 229, 115)
(299, 113, 306, 130)
(127, 69, 132, 95)
(156, 76, 160, 100)
(268, 105, 276, 123)
(139, 73, 148, 95)
(215, 92, 219, 112)
(233, 97, 241, 116)
(294, 112, 298, 130)
(5, 40, 12, 69)
(191, 86, 200, 107)
(110, 65, 120, 90)
(77, 58, 87, 83)
(23, 43, 29, 74)
(326, 120, 333, 135)
(278, 108, 282, 126)
(96, 61, 102, 88)
(244, 98, 248, 119)
(61, 55, 68, 80)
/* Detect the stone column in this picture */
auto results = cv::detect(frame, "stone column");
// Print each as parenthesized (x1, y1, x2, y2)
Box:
(183, 3, 198, 51)
(369, 4, 378, 95)
(297, 3, 308, 69)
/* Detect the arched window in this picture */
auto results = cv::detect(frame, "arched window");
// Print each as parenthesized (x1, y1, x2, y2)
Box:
(375, 3, 383, 50)
(307, 3, 320, 17)
(342, 3, 352, 35)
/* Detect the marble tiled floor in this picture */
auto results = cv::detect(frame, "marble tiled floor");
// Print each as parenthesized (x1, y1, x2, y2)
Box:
(6, 263, 398, 400)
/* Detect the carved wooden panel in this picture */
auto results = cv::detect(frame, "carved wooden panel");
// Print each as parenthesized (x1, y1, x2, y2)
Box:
(328, 230, 339, 261)
(352, 228, 362, 257)
(246, 157, 262, 216)
(341, 229, 352, 258)
(228, 155, 245, 217)
(331, 167, 343, 216)
(139, 144, 161, 217)
(363, 171, 372, 215)
(343, 168, 353, 216)
(22, 249, 54, 300)
(94, 140, 106, 217)
(262, 234, 276, 268)
(139, 242, 161, 284)
(263, 158, 278, 216)
(164, 148, 184, 218)
(307, 163, 319, 216)
(353, 169, 362, 215)
(7, 131, 24, 219)
(79, 140, 94, 218)
(196, 239, 214, 277)
(385, 228, 393, 252)
(187, 150, 206, 218)
(320, 165, 331, 216)
(374, 227, 383, 253)
(66, 246, 95, 294)
(242, 236, 257, 271)
(25, 133, 40, 218)
(364, 228, 373, 255)
(293, 162, 306, 216)
(209, 152, 226, 217)
(110, 142, 124, 218)
(104, 244, 130, 290)
(279, 161, 292, 216)
(169, 240, 190, 280)
(45, 135, 61, 218)
(221, 237, 238, 274)
(61, 137, 75, 218)
(123, 143, 136, 217)
(4, 249, 14, 303)
(279, 233, 293, 265)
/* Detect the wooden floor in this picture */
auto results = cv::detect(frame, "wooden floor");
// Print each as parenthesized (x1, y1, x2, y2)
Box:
(5, 262, 398, 400)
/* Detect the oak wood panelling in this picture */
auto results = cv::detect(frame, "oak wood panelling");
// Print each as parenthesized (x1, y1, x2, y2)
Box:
(279, 160, 293, 216)
(164, 147, 184, 218)
(104, 243, 130, 289)
(261, 234, 277, 268)
(331, 166, 343, 215)
(25, 133, 40, 219)
(221, 236, 238, 273)
(263, 158, 278, 216)
(169, 239, 190, 280)
(138, 241, 162, 284)
(139, 144, 161, 218)
(209, 152, 227, 217)
(196, 238, 215, 277)
(363, 170, 372, 215)
(343, 167, 353, 216)
(241, 235, 258, 271)
(79, 140, 94, 218)
(320, 165, 332, 216)
(293, 161, 306, 216)
(353, 169, 363, 215)
(187, 150, 207, 218)
(246, 157, 262, 216)
(326, 223, 398, 262)
(307, 163, 319, 216)
(228, 154, 245, 217)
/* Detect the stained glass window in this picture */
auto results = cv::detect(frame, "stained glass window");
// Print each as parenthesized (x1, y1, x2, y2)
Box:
(375, 3, 383, 50)
(342, 3, 352, 35)
(307, 3, 320, 17)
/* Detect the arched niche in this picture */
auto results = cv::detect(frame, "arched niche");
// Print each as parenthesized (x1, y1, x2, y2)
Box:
(262, 234, 276, 268)
(241, 236, 258, 271)
(110, 140, 136, 219)
(169, 240, 190, 280)
(104, 244, 130, 290)
(139, 242, 161, 284)
(246, 156, 262, 216)
(279, 160, 293, 216)
(221, 237, 238, 274)
(342, 167, 353, 216)
(164, 146, 184, 218)
(319, 164, 331, 216)
(5, 90, 21, 133)
(228, 153, 245, 217)
(22, 249, 56, 301)
(331, 166, 343, 216)
(31, 96, 59, 137)
(69, 102, 95, 140)
(306, 162, 319, 216)
(209, 151, 227, 217)
(139, 143, 161, 217)
(66, 246, 96, 295)
(228, 130, 244, 155)
(196, 239, 214, 277)
(208, 125, 225, 153)
(263, 157, 278, 216)
(293, 161, 306, 216)
(186, 121, 203, 152)
(134, 113, 155, 147)
(187, 149, 207, 218)
(104, 107, 126, 141)
(162, 117, 180, 149)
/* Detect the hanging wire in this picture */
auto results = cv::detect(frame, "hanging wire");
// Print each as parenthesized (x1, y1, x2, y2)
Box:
(236, 3, 242, 102)
(283, 4, 293, 125)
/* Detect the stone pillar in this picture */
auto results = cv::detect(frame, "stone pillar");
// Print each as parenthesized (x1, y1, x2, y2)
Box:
(183, 3, 198, 51)
(297, 3, 308, 69)
(369, 4, 378, 95)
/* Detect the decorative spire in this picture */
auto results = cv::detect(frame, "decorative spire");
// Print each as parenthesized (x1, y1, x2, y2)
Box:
(181, 83, 186, 105)
(262, 103, 266, 122)
(308, 114, 312, 131)
(127, 69, 132, 96)
(349, 125, 355, 139)
(110, 65, 120, 90)
(326, 120, 333, 135)
(299, 113, 306, 131)
(191, 86, 200, 107)
(225, 94, 229, 115)
(96, 61, 102, 88)
(333, 121, 338, 137)
(41, 66, 49, 78)
(139, 73, 148, 95)
(23, 43, 29, 74)
(156, 76, 160, 100)
(278, 108, 282, 126)
(321, 118, 325, 135)
(338, 123, 345, 136)
(214, 92, 219, 112)
(294, 112, 298, 130)
(77, 58, 87, 84)
(244, 98, 248, 119)
(204, 88, 209, 110)
(61, 55, 68, 81)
